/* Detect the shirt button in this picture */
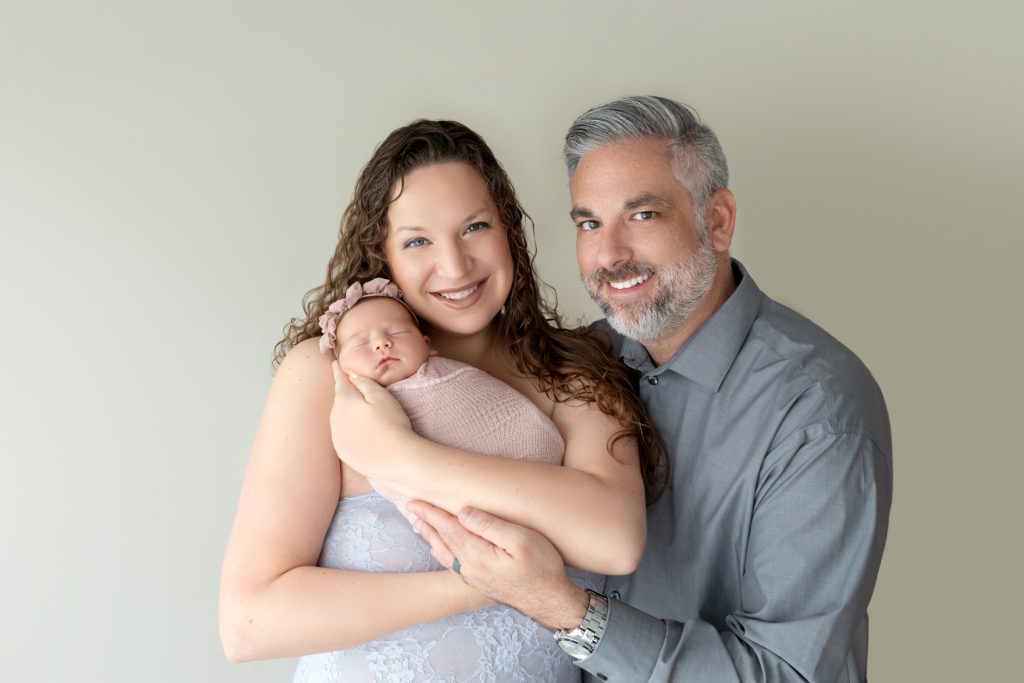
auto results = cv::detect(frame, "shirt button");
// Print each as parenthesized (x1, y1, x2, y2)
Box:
(648, 376, 659, 385)
(610, 591, 620, 600)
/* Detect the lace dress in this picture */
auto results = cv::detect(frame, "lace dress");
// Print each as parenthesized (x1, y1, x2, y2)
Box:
(291, 493, 601, 682)
(293, 359, 602, 681)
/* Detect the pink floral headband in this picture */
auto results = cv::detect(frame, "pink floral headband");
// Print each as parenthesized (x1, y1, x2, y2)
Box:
(318, 278, 419, 354)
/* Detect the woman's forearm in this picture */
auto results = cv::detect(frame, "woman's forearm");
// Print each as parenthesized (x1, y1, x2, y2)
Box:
(220, 565, 488, 662)
(370, 433, 646, 575)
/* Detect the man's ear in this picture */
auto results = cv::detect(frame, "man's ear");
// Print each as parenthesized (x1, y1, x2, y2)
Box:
(705, 188, 737, 253)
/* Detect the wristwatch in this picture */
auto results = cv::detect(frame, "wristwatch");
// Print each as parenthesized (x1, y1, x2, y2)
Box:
(553, 589, 609, 660)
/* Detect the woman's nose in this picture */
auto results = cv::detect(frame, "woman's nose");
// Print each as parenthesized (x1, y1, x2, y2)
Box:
(437, 241, 472, 280)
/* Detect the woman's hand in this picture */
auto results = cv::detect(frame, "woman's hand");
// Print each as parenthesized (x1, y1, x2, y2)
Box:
(330, 361, 415, 476)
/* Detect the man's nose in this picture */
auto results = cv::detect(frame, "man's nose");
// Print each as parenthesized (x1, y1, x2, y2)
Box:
(596, 221, 632, 270)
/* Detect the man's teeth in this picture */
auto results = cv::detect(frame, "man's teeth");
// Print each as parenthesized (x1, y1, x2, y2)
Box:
(609, 274, 650, 290)
(439, 284, 479, 300)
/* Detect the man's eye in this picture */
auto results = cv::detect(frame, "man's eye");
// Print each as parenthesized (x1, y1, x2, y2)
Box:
(404, 237, 428, 248)
(633, 211, 655, 221)
(578, 220, 599, 231)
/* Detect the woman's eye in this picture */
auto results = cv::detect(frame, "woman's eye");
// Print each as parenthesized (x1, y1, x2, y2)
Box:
(464, 221, 489, 234)
(404, 237, 428, 249)
(632, 210, 655, 221)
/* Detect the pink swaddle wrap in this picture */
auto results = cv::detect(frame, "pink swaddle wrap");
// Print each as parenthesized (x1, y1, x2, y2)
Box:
(368, 357, 565, 519)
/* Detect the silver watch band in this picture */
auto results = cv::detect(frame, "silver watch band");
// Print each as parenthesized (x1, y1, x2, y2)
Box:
(553, 589, 610, 661)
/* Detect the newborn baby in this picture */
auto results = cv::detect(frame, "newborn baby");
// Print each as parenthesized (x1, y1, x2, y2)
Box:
(319, 278, 564, 517)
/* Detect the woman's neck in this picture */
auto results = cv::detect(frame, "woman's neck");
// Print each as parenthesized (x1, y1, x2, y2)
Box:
(428, 325, 508, 373)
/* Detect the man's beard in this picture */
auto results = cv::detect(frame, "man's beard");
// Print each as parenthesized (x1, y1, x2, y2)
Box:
(583, 228, 718, 344)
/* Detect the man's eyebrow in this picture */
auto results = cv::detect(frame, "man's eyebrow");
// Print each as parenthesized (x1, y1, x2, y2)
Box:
(623, 193, 670, 211)
(570, 194, 670, 221)
(569, 206, 595, 221)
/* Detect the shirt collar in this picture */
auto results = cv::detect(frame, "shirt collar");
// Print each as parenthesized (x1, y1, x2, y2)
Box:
(619, 259, 763, 391)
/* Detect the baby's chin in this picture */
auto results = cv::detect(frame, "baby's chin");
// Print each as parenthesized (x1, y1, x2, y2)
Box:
(340, 364, 406, 387)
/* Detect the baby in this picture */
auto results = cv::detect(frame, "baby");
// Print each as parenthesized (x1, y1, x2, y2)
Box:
(318, 278, 565, 515)
(320, 278, 436, 388)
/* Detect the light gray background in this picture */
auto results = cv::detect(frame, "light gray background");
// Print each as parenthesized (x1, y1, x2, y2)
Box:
(2, 1, 1020, 681)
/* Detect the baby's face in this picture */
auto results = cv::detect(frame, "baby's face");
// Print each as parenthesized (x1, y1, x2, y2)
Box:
(335, 297, 433, 386)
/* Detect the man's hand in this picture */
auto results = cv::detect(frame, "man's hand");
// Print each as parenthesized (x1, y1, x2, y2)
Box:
(330, 361, 414, 476)
(407, 500, 589, 630)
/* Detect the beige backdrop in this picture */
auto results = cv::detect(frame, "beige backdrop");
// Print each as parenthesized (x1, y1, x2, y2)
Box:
(2, 1, 1020, 681)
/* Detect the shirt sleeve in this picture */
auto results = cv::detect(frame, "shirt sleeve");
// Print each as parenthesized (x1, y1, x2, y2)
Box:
(578, 428, 892, 682)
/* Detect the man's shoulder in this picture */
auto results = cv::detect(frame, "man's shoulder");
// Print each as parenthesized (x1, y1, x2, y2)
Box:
(747, 295, 889, 446)
(753, 296, 873, 384)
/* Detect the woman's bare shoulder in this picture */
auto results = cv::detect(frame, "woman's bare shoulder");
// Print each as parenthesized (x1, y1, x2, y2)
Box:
(272, 337, 335, 397)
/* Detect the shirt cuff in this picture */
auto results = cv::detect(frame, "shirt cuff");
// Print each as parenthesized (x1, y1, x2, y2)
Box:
(576, 597, 665, 682)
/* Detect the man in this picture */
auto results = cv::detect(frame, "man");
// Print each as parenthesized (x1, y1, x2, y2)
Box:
(409, 96, 892, 682)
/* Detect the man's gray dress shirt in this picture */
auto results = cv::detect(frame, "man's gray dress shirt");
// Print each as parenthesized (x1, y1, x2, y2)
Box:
(581, 261, 892, 682)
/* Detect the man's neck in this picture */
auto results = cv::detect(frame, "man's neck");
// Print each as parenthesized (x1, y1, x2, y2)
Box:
(643, 259, 738, 367)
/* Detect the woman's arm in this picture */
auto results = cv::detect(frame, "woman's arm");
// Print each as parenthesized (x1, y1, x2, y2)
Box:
(218, 339, 488, 662)
(335, 374, 646, 576)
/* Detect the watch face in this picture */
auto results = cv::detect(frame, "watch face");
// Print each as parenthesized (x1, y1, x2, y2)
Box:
(556, 637, 591, 659)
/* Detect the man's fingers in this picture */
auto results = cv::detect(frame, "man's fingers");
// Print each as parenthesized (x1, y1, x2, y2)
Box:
(408, 501, 466, 549)
(408, 501, 496, 564)
(411, 515, 457, 570)
(457, 507, 525, 555)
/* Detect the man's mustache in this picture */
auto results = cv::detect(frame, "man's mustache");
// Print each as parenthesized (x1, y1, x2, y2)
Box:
(586, 262, 656, 287)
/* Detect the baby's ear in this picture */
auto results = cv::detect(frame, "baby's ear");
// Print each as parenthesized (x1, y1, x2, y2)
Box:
(425, 336, 439, 357)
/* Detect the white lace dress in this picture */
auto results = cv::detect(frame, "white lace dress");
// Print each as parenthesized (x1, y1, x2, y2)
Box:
(291, 492, 602, 682)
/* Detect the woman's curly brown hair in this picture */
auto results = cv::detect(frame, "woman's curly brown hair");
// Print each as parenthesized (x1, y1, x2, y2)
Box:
(274, 119, 668, 503)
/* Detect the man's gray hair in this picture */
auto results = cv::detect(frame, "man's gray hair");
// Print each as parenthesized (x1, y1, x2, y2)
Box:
(563, 96, 729, 214)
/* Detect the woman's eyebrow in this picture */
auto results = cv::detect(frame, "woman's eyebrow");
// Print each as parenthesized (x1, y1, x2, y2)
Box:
(392, 208, 490, 234)
(460, 208, 490, 223)
(391, 225, 425, 235)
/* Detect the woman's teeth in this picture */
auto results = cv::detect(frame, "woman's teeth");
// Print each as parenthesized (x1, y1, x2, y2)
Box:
(439, 284, 479, 300)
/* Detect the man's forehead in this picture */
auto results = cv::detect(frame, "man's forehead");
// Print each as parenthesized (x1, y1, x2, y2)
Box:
(572, 138, 676, 184)
(570, 146, 686, 214)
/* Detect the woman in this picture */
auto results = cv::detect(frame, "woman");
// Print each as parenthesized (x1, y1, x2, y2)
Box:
(219, 120, 666, 679)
